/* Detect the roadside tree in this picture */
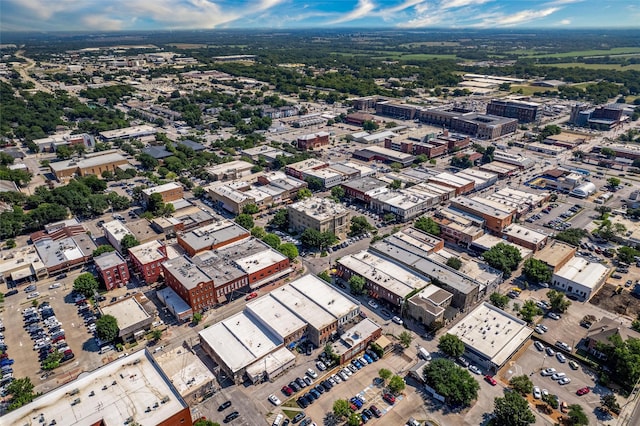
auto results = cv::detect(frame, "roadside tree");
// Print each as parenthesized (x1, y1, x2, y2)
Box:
(522, 258, 551, 284)
(348, 275, 366, 295)
(423, 358, 479, 407)
(547, 289, 571, 313)
(493, 391, 535, 426)
(73, 273, 99, 298)
(489, 292, 510, 309)
(438, 333, 465, 358)
(95, 314, 119, 342)
(509, 375, 533, 395)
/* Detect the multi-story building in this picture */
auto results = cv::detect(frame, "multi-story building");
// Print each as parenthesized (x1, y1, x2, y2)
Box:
(102, 220, 135, 253)
(502, 224, 548, 252)
(257, 171, 308, 200)
(450, 196, 515, 234)
(341, 177, 389, 203)
(205, 160, 254, 181)
(352, 146, 415, 167)
(551, 256, 609, 301)
(297, 131, 330, 150)
(433, 207, 485, 247)
(207, 184, 255, 214)
(33, 133, 95, 153)
(177, 220, 250, 256)
(94, 251, 130, 290)
(31, 222, 97, 275)
(98, 125, 157, 141)
(284, 159, 329, 180)
(141, 182, 184, 205)
(486, 99, 540, 123)
(427, 172, 475, 196)
(128, 240, 168, 284)
(533, 240, 577, 273)
(288, 197, 351, 239)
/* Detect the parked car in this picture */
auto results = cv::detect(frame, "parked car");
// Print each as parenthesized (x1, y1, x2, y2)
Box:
(392, 316, 403, 325)
(576, 387, 590, 396)
(268, 394, 282, 406)
(484, 375, 497, 386)
(468, 365, 482, 375)
(533, 386, 542, 399)
(245, 292, 258, 301)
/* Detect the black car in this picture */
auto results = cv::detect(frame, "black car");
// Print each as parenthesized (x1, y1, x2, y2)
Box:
(297, 396, 309, 408)
(322, 380, 332, 391)
(292, 412, 306, 424)
(61, 353, 75, 362)
(218, 401, 232, 411)
(314, 385, 325, 394)
(223, 411, 239, 423)
(304, 392, 315, 403)
(57, 273, 67, 279)
(289, 381, 301, 392)
(295, 377, 306, 389)
(5, 289, 18, 297)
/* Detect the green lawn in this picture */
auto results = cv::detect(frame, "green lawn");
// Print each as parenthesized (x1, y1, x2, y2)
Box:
(518, 47, 640, 58)
(546, 62, 640, 71)
(510, 85, 559, 96)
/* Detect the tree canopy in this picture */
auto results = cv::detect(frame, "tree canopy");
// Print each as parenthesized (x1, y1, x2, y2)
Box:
(509, 375, 533, 396)
(278, 243, 299, 260)
(95, 314, 119, 342)
(493, 390, 536, 426)
(438, 334, 465, 358)
(522, 258, 551, 284)
(348, 275, 366, 295)
(553, 228, 587, 246)
(423, 358, 479, 406)
(235, 213, 255, 230)
(489, 292, 510, 309)
(482, 243, 522, 277)
(73, 273, 99, 298)
(547, 289, 571, 313)
(120, 234, 140, 252)
(414, 216, 441, 236)
(349, 216, 373, 237)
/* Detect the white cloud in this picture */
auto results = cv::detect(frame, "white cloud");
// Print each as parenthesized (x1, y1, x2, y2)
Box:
(82, 15, 125, 31)
(494, 7, 559, 26)
(559, 18, 571, 25)
(9, 0, 83, 20)
(327, 0, 376, 25)
(439, 0, 492, 10)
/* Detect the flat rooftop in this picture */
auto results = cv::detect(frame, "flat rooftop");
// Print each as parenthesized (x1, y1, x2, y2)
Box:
(503, 224, 547, 245)
(553, 257, 609, 290)
(331, 318, 381, 356)
(35, 235, 96, 268)
(162, 255, 211, 290)
(128, 240, 166, 264)
(94, 251, 126, 270)
(246, 295, 308, 341)
(2, 350, 188, 426)
(179, 220, 248, 252)
(103, 220, 133, 241)
(289, 197, 348, 221)
(142, 182, 182, 196)
(101, 296, 151, 331)
(338, 250, 431, 299)
(206, 160, 254, 176)
(472, 234, 533, 259)
(534, 240, 576, 267)
(451, 196, 513, 219)
(450, 302, 533, 367)
(199, 310, 282, 373)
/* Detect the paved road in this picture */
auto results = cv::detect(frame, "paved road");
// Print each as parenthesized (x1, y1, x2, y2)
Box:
(13, 50, 52, 93)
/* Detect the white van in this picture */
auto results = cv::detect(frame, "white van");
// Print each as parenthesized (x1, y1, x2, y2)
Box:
(272, 413, 284, 426)
(418, 347, 431, 361)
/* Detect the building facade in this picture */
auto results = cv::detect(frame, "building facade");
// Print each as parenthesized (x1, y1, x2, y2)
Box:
(288, 197, 351, 239)
(94, 251, 130, 290)
(128, 240, 168, 284)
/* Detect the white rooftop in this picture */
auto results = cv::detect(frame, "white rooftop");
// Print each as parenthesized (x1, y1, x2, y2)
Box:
(450, 302, 533, 367)
(246, 295, 308, 340)
(553, 256, 609, 289)
(235, 250, 287, 274)
(142, 182, 182, 196)
(128, 240, 166, 264)
(101, 296, 151, 331)
(103, 220, 133, 242)
(503, 224, 547, 245)
(2, 350, 188, 426)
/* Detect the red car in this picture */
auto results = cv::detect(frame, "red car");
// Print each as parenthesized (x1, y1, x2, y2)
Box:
(576, 387, 590, 396)
(281, 385, 293, 396)
(245, 292, 258, 301)
(484, 375, 497, 386)
(382, 393, 396, 405)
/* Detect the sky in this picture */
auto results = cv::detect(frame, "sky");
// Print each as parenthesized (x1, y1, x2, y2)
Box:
(1, 0, 638, 32)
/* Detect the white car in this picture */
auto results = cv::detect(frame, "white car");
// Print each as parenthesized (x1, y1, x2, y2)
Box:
(306, 368, 318, 379)
(558, 377, 572, 385)
(392, 316, 403, 325)
(541, 368, 556, 377)
(48, 283, 61, 289)
(368, 300, 379, 309)
(316, 361, 326, 371)
(534, 341, 545, 351)
(27, 292, 40, 299)
(548, 312, 561, 320)
(533, 386, 542, 399)
(268, 394, 282, 406)
(468, 365, 482, 375)
(556, 353, 567, 363)
(551, 372, 566, 381)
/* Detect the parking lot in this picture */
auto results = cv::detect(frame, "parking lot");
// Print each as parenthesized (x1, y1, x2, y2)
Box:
(1, 277, 104, 394)
(502, 342, 609, 424)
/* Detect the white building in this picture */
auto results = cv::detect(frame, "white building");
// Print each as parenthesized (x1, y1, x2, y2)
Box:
(103, 220, 134, 253)
(551, 256, 609, 301)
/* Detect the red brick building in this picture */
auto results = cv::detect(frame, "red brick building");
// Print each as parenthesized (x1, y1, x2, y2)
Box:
(128, 240, 168, 284)
(297, 132, 330, 150)
(177, 220, 250, 257)
(94, 251, 130, 290)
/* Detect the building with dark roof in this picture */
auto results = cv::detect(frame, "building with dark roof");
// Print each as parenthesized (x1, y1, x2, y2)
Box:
(178, 139, 206, 151)
(585, 317, 640, 359)
(142, 146, 173, 159)
(486, 99, 541, 123)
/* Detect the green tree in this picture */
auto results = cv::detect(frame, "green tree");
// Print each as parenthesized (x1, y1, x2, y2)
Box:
(349, 216, 372, 237)
(554, 228, 587, 246)
(388, 375, 406, 394)
(317, 271, 332, 283)
(399, 331, 413, 348)
(389, 180, 402, 190)
(617, 246, 640, 264)
(378, 368, 392, 383)
(438, 333, 465, 358)
(95, 314, 119, 342)
(567, 404, 588, 426)
(41, 351, 63, 371)
(73, 273, 99, 298)
(137, 153, 159, 170)
(597, 221, 627, 241)
(332, 399, 350, 419)
(601, 394, 621, 414)
(383, 213, 396, 223)
(151, 329, 163, 341)
(192, 312, 203, 325)
(56, 145, 72, 160)
(547, 289, 571, 313)
(348, 275, 367, 295)
(519, 300, 543, 323)
(490, 292, 510, 309)
(450, 155, 473, 169)
(483, 243, 522, 278)
(235, 213, 254, 230)
(363, 120, 378, 131)
(522, 258, 551, 284)
(262, 233, 281, 249)
(5, 239, 16, 249)
(414, 216, 441, 236)
(193, 186, 205, 198)
(242, 204, 259, 215)
(194, 420, 220, 426)
(423, 358, 479, 406)
(296, 188, 312, 200)
(493, 391, 535, 426)
(93, 245, 115, 257)
(607, 177, 621, 189)
(251, 226, 266, 239)
(269, 209, 289, 231)
(6, 377, 37, 411)
(120, 234, 140, 252)
(601, 147, 616, 158)
(331, 186, 345, 201)
(347, 412, 362, 426)
(305, 176, 324, 191)
(509, 375, 533, 396)
(278, 243, 299, 260)
(446, 257, 462, 270)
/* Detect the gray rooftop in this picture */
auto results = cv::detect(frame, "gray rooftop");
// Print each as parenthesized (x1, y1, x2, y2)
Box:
(178, 220, 248, 253)
(94, 251, 127, 270)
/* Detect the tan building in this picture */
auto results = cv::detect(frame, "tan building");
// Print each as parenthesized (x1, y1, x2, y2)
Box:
(533, 240, 577, 273)
(49, 152, 129, 180)
(142, 182, 184, 204)
(288, 197, 351, 239)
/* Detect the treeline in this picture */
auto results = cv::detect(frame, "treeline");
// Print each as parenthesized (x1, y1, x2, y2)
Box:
(79, 84, 135, 105)
(0, 175, 130, 239)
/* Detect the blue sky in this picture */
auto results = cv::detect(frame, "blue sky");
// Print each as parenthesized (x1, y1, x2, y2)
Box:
(1, 0, 638, 32)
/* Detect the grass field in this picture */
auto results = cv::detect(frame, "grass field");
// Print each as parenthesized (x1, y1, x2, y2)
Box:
(371, 53, 458, 60)
(510, 85, 558, 96)
(546, 62, 640, 71)
(399, 41, 461, 48)
(519, 47, 640, 58)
